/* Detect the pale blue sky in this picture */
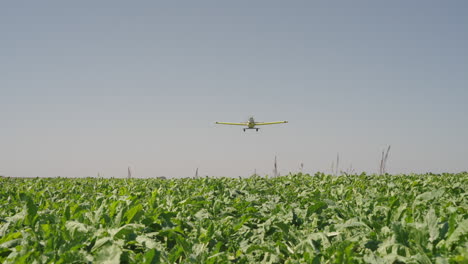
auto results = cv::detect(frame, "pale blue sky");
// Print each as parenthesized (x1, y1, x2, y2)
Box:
(1, 1, 467, 177)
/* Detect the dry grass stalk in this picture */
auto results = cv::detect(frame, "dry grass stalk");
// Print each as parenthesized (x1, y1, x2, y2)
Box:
(331, 153, 340, 176)
(273, 156, 278, 177)
(379, 145, 391, 175)
(336, 153, 340, 176)
(345, 164, 355, 175)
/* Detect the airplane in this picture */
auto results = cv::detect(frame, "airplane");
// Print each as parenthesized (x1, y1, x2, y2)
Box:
(215, 117, 288, 132)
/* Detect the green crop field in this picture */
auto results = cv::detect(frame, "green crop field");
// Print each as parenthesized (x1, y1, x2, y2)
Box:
(0, 173, 467, 263)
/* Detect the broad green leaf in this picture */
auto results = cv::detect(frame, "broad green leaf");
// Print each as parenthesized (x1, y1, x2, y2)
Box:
(94, 243, 122, 264)
(124, 204, 143, 224)
(143, 248, 160, 264)
(446, 219, 468, 248)
(65, 221, 90, 238)
(425, 209, 439, 243)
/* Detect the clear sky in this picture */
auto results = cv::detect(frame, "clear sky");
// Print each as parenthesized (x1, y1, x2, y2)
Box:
(1, 1, 467, 178)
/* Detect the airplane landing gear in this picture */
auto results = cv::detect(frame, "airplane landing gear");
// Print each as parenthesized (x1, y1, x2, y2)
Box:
(243, 128, 246, 132)
(256, 128, 259, 132)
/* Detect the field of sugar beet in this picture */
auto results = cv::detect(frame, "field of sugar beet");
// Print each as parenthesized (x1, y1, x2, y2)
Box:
(0, 173, 466, 263)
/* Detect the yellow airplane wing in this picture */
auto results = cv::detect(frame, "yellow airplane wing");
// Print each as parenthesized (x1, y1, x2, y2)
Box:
(255, 121, 288, 125)
(215, 122, 248, 126)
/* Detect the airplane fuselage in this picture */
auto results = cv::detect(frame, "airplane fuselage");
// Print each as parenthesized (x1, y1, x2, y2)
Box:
(248, 117, 256, 128)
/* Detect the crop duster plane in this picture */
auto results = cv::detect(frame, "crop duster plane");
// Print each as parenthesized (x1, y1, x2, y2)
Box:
(215, 117, 288, 132)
